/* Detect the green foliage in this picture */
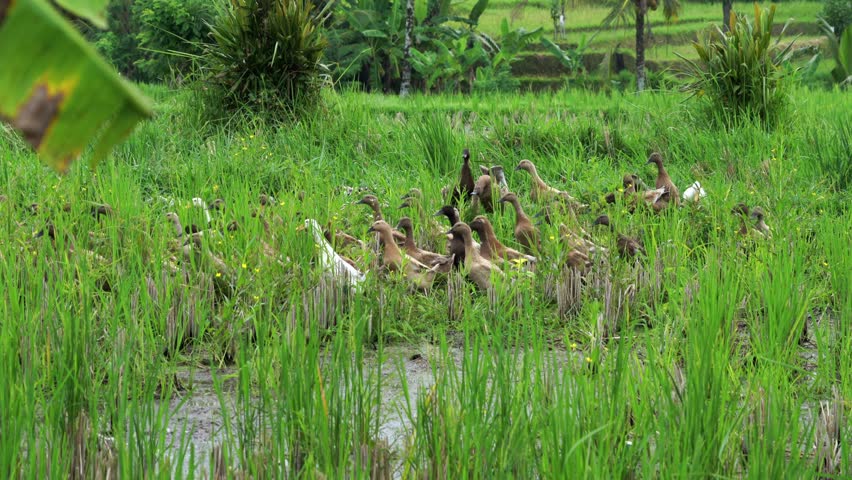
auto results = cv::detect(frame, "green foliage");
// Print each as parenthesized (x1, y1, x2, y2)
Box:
(819, 17, 852, 85)
(88, 0, 213, 83)
(0, 0, 152, 172)
(134, 0, 214, 82)
(201, 0, 329, 119)
(324, 0, 406, 92)
(680, 4, 795, 126)
(821, 0, 852, 37)
(0, 85, 850, 477)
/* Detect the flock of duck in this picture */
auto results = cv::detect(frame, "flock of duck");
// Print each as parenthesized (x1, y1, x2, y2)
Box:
(4, 148, 772, 303)
(300, 149, 772, 294)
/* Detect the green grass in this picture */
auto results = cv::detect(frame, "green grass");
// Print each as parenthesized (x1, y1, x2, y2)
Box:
(0, 84, 850, 477)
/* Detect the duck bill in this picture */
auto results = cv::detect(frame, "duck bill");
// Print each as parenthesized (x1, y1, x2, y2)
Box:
(514, 165, 522, 171)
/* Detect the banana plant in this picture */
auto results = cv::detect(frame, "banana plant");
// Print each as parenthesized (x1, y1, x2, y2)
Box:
(0, 0, 152, 173)
(819, 17, 852, 86)
(601, 0, 682, 91)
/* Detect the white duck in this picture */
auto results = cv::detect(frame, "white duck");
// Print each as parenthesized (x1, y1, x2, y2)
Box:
(682, 182, 707, 203)
(192, 197, 212, 225)
(303, 218, 367, 288)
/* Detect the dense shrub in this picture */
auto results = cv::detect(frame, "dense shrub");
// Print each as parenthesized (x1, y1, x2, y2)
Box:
(821, 0, 852, 37)
(200, 0, 329, 119)
(88, 0, 213, 82)
(681, 4, 795, 126)
(135, 0, 215, 82)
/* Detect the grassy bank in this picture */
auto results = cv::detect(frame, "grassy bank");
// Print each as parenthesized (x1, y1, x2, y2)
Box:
(0, 85, 849, 477)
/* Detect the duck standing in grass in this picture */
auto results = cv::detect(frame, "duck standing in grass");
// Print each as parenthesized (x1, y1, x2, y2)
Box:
(396, 217, 454, 269)
(368, 220, 439, 291)
(515, 159, 580, 203)
(592, 214, 645, 259)
(450, 148, 476, 205)
(682, 181, 707, 204)
(447, 222, 504, 291)
(357, 194, 405, 244)
(750, 207, 772, 238)
(469, 215, 535, 264)
(646, 153, 680, 207)
(499, 192, 540, 254)
(301, 218, 366, 289)
(470, 174, 494, 215)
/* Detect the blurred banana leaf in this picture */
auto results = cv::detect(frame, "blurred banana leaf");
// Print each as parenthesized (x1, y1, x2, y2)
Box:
(0, 0, 152, 173)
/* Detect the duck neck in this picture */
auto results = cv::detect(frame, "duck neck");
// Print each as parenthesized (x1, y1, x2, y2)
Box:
(402, 225, 416, 249)
(171, 218, 183, 237)
(379, 229, 401, 255)
(529, 166, 548, 189)
(655, 162, 669, 181)
(461, 231, 477, 261)
(509, 199, 527, 222)
(371, 206, 383, 222)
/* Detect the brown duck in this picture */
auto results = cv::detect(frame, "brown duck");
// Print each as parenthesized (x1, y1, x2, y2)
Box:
(368, 220, 438, 290)
(592, 215, 645, 259)
(447, 222, 504, 291)
(515, 159, 580, 204)
(499, 192, 540, 254)
(469, 215, 535, 264)
(646, 153, 680, 207)
(357, 195, 405, 244)
(396, 217, 452, 268)
(450, 148, 475, 205)
(750, 207, 772, 238)
(470, 174, 494, 214)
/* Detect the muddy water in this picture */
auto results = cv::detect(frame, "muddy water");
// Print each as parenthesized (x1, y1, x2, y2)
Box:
(160, 346, 462, 476)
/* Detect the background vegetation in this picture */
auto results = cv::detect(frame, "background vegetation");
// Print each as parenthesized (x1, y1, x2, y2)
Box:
(0, 85, 849, 477)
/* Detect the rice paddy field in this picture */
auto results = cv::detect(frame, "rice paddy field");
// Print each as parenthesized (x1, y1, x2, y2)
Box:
(0, 84, 850, 478)
(452, 0, 831, 90)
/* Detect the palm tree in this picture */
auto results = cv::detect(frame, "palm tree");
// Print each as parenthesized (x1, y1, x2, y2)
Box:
(722, 0, 733, 32)
(602, 0, 681, 92)
(400, 0, 414, 96)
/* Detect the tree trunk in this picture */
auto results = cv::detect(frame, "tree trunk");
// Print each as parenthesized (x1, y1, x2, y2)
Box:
(635, 0, 647, 92)
(722, 0, 733, 32)
(400, 0, 414, 97)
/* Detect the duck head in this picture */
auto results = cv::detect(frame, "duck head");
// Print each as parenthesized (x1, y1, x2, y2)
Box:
(499, 192, 519, 204)
(210, 198, 226, 211)
(592, 215, 611, 227)
(750, 207, 766, 222)
(446, 222, 472, 239)
(645, 152, 663, 166)
(462, 148, 470, 163)
(367, 220, 391, 235)
(434, 205, 461, 224)
(357, 195, 379, 207)
(259, 194, 275, 206)
(400, 188, 423, 201)
(731, 203, 750, 216)
(515, 159, 534, 172)
(395, 217, 414, 233)
(468, 215, 488, 233)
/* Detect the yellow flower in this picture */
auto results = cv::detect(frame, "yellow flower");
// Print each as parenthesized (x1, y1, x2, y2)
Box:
(570, 343, 577, 350)
(585, 357, 593, 363)
(249, 134, 255, 139)
(822, 262, 828, 267)
(241, 263, 248, 269)
(549, 235, 555, 241)
(279, 201, 285, 206)
(253, 295, 260, 301)
(254, 268, 260, 273)
(261, 145, 267, 150)
(213, 184, 219, 192)
(242, 146, 248, 151)
(617, 188, 624, 193)
(215, 272, 222, 278)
